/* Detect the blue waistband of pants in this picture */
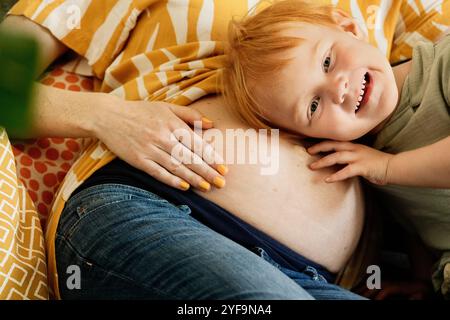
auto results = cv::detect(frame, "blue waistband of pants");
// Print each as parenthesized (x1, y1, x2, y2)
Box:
(71, 159, 336, 283)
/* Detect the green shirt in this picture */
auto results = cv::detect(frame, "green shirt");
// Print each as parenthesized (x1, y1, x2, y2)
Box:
(373, 34, 450, 294)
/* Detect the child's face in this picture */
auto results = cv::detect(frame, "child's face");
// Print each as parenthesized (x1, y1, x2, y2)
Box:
(260, 22, 399, 141)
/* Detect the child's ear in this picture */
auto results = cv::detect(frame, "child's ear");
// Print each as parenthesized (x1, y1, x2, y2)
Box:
(331, 9, 368, 42)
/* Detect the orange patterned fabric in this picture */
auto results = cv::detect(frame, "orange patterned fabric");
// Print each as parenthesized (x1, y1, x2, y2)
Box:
(391, 0, 450, 64)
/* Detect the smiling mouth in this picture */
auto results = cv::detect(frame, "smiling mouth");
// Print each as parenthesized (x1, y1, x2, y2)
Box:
(355, 73, 370, 113)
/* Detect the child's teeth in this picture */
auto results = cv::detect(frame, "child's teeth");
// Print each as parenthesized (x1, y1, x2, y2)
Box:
(358, 95, 363, 102)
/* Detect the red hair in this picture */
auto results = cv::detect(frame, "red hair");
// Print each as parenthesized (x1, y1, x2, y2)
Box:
(221, 0, 340, 129)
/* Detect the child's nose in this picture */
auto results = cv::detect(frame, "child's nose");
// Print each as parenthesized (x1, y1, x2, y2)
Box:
(330, 77, 349, 105)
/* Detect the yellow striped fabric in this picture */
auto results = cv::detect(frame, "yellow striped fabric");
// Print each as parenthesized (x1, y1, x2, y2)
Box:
(3, 0, 449, 299)
(391, 0, 450, 63)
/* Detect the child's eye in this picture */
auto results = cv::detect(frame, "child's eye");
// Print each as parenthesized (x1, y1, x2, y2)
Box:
(310, 98, 320, 118)
(323, 56, 332, 72)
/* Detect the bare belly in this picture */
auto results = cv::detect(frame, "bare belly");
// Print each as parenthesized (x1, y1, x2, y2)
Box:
(189, 96, 365, 273)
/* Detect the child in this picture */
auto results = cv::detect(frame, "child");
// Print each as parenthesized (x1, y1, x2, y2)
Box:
(222, 0, 450, 298)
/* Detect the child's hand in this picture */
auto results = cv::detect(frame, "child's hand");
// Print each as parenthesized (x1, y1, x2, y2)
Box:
(307, 141, 394, 185)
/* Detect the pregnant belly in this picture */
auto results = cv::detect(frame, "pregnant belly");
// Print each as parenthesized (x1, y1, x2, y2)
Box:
(190, 97, 365, 273)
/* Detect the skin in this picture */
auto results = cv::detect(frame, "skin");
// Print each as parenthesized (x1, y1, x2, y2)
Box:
(256, 11, 450, 189)
(4, 6, 446, 300)
(189, 96, 365, 272)
(0, 15, 365, 274)
(1, 16, 227, 193)
(252, 12, 449, 298)
(278, 18, 450, 188)
(259, 14, 407, 142)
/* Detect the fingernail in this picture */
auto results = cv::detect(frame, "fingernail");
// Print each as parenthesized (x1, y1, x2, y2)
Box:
(213, 176, 226, 189)
(217, 164, 229, 176)
(179, 181, 190, 191)
(199, 180, 211, 192)
(202, 117, 213, 124)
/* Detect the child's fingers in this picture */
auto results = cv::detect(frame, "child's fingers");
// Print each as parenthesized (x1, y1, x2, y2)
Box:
(325, 165, 357, 183)
(308, 141, 356, 155)
(309, 151, 355, 169)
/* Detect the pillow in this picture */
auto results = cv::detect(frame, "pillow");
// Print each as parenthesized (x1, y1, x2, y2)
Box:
(391, 0, 450, 64)
(0, 130, 48, 299)
(0, 68, 93, 299)
(12, 68, 94, 230)
(323, 0, 449, 65)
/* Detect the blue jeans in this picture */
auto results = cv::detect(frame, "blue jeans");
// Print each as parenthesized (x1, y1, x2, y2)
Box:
(55, 184, 365, 300)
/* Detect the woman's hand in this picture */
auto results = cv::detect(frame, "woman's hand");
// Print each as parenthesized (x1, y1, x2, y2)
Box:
(93, 96, 228, 192)
(307, 141, 393, 185)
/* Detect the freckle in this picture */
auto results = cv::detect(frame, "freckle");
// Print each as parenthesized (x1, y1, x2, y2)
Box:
(272, 188, 278, 192)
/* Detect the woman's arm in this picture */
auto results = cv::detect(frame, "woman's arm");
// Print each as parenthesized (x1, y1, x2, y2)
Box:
(0, 15, 228, 192)
(31, 83, 227, 191)
(0, 15, 67, 75)
(29, 83, 106, 139)
(1, 15, 103, 139)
